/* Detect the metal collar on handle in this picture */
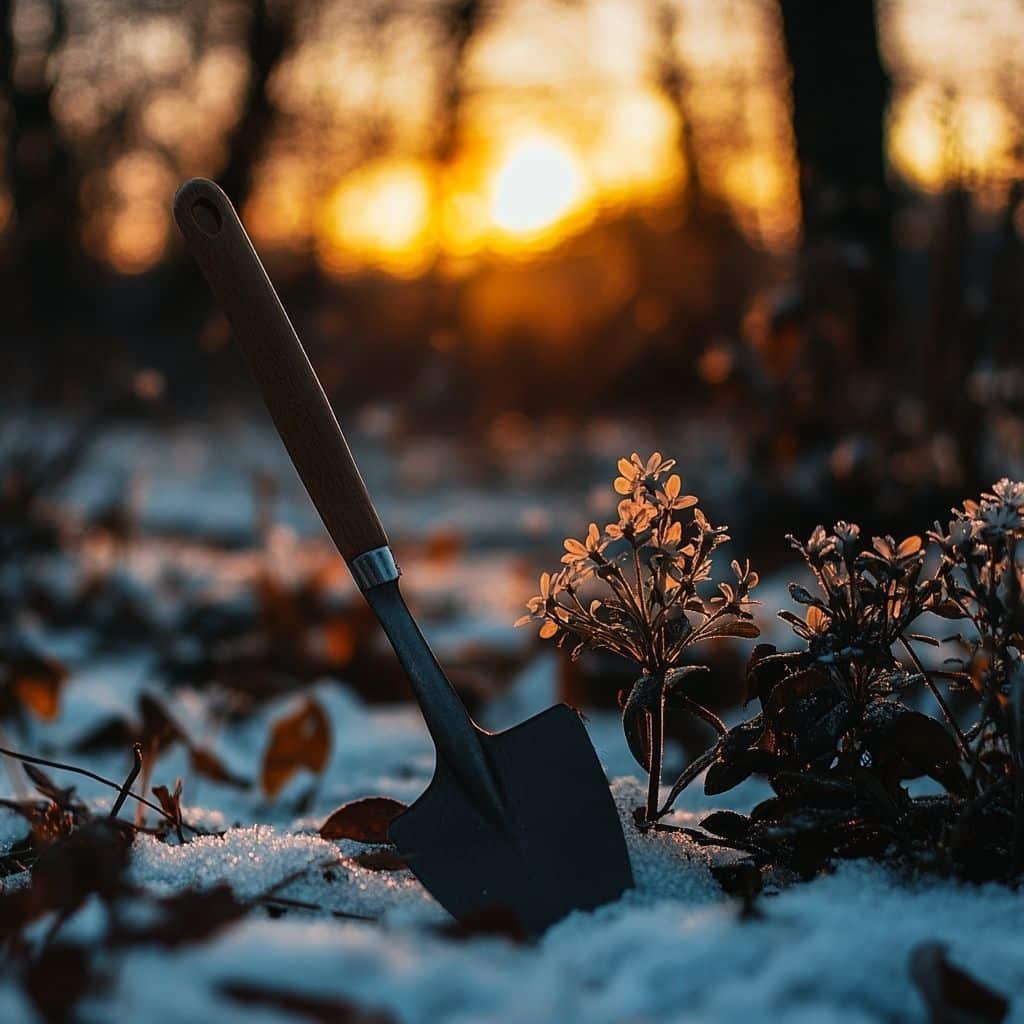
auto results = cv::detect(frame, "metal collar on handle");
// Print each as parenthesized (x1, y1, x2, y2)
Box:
(351, 545, 401, 591)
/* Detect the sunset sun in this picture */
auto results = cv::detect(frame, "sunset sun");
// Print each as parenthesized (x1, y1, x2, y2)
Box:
(488, 137, 586, 237)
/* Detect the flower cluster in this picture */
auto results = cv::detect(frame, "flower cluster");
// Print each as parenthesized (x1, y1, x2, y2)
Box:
(780, 522, 940, 699)
(517, 453, 759, 672)
(518, 453, 759, 824)
(930, 480, 1024, 830)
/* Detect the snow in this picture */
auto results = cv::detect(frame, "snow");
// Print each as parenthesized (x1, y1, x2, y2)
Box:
(3, 421, 1023, 1023)
(6, 685, 1024, 1023)
(64, 802, 1024, 1023)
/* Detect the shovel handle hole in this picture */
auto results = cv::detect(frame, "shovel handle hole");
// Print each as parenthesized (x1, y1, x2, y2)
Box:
(191, 196, 223, 237)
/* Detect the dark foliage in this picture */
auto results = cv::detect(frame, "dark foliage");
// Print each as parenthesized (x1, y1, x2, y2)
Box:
(666, 483, 1024, 882)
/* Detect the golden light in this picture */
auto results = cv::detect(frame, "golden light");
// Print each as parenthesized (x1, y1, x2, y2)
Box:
(317, 158, 434, 276)
(107, 202, 168, 274)
(958, 94, 1013, 179)
(720, 151, 800, 250)
(590, 91, 685, 202)
(488, 137, 587, 239)
(889, 89, 946, 192)
(889, 86, 1015, 192)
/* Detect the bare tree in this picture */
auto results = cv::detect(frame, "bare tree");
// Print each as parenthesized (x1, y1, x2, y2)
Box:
(0, 0, 81, 330)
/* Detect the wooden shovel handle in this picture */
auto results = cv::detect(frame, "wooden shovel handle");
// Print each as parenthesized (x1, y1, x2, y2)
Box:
(173, 177, 388, 563)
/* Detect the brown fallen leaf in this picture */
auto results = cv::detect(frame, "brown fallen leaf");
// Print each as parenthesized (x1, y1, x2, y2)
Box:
(909, 941, 1009, 1024)
(190, 746, 249, 789)
(22, 943, 93, 1024)
(221, 982, 394, 1023)
(22, 764, 79, 811)
(261, 697, 330, 799)
(152, 779, 184, 842)
(111, 885, 246, 948)
(350, 848, 407, 872)
(319, 797, 408, 843)
(138, 693, 183, 755)
(12, 660, 67, 721)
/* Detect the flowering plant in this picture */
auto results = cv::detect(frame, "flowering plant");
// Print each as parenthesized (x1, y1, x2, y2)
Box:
(518, 453, 759, 823)
(930, 479, 1024, 870)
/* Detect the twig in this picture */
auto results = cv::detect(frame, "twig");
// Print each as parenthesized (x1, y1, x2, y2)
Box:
(0, 745, 202, 834)
(257, 895, 377, 922)
(110, 744, 143, 819)
(646, 820, 770, 862)
(246, 856, 378, 922)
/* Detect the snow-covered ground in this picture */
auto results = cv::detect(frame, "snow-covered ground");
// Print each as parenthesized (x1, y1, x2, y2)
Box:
(2, 661, 1022, 1023)
(1, 421, 1021, 1022)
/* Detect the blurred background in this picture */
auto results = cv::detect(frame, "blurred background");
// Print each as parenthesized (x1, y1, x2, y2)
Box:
(2, 0, 1024, 763)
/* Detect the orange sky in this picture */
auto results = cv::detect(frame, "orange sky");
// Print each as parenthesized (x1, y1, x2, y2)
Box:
(50, 0, 1024, 277)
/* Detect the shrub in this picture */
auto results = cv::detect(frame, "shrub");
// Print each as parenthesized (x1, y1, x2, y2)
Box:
(522, 460, 1024, 881)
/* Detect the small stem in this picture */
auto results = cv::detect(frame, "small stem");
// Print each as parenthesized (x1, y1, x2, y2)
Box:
(633, 544, 646, 613)
(898, 637, 975, 771)
(656, 741, 722, 819)
(644, 684, 665, 824)
(0, 745, 201, 833)
(110, 744, 143, 819)
(648, 820, 770, 862)
(256, 895, 377, 921)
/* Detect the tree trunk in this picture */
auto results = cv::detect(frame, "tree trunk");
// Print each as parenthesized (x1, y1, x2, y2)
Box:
(0, 0, 81, 332)
(778, 0, 893, 362)
(217, 0, 295, 210)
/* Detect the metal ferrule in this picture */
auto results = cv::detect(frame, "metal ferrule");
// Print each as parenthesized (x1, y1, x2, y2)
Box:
(350, 545, 401, 591)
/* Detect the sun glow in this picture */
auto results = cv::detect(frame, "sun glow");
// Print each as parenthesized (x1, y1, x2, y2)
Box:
(317, 159, 434, 276)
(488, 137, 587, 238)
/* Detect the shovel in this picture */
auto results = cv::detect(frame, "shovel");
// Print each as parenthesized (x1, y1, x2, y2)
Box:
(173, 178, 633, 935)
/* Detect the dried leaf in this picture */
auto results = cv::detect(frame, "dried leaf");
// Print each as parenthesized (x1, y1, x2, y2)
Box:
(22, 764, 77, 810)
(909, 942, 1008, 1024)
(152, 779, 184, 840)
(190, 747, 248, 789)
(112, 885, 246, 949)
(138, 694, 183, 753)
(13, 671, 64, 721)
(350, 848, 407, 872)
(222, 982, 394, 1023)
(320, 797, 408, 843)
(22, 943, 93, 1024)
(260, 698, 330, 799)
(27, 819, 132, 920)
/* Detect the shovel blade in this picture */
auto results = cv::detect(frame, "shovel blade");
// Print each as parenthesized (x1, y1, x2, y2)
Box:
(389, 704, 633, 936)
